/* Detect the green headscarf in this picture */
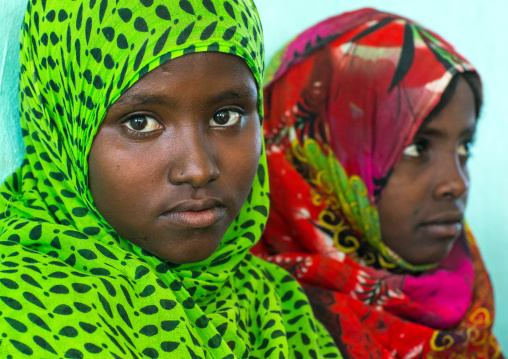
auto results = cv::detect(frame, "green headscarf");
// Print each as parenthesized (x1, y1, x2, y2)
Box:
(0, 0, 341, 358)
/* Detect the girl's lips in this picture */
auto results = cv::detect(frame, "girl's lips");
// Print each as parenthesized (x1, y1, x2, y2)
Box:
(160, 206, 227, 228)
(419, 221, 462, 239)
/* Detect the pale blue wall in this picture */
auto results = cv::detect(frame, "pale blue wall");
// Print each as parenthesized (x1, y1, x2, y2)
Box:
(0, 0, 25, 178)
(1, 0, 506, 349)
(255, 0, 508, 349)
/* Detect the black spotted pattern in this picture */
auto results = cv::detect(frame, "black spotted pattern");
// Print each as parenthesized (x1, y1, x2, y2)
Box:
(0, 0, 341, 358)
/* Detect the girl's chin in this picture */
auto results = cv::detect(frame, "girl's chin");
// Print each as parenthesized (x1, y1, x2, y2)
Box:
(397, 238, 457, 267)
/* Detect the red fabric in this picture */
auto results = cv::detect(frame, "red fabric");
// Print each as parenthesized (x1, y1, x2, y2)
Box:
(253, 8, 502, 358)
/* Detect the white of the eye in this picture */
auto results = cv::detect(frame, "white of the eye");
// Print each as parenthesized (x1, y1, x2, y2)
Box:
(403, 143, 420, 157)
(126, 116, 160, 132)
(211, 111, 241, 127)
(457, 143, 470, 156)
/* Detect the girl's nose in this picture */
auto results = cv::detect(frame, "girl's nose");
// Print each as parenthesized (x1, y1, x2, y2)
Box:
(432, 154, 468, 200)
(167, 127, 219, 188)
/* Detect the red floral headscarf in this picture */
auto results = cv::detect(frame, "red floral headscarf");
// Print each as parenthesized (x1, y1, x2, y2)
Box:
(253, 8, 502, 358)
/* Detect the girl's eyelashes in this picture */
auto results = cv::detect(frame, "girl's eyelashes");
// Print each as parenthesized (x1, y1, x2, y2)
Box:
(403, 137, 475, 159)
(402, 139, 428, 158)
(458, 138, 474, 157)
(210, 108, 244, 127)
(120, 108, 245, 136)
(122, 114, 163, 135)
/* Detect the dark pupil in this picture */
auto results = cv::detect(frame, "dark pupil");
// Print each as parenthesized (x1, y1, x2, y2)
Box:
(413, 143, 424, 153)
(130, 117, 147, 131)
(214, 111, 230, 125)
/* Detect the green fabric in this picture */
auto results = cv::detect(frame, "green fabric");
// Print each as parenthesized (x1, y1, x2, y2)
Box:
(0, 0, 341, 358)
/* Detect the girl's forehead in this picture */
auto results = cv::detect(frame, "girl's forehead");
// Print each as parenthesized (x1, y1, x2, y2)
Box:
(109, 52, 258, 111)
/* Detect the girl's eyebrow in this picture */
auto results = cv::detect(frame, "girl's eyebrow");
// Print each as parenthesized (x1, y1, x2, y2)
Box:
(111, 93, 174, 109)
(460, 125, 476, 137)
(204, 88, 257, 107)
(111, 88, 257, 110)
(417, 124, 476, 138)
(416, 127, 445, 138)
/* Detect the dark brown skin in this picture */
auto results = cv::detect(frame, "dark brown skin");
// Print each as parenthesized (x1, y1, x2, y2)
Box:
(88, 52, 261, 264)
(377, 77, 476, 265)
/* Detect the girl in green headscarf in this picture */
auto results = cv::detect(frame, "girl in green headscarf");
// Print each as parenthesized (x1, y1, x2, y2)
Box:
(0, 0, 341, 358)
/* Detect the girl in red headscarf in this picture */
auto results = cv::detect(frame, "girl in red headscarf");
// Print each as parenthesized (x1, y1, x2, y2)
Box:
(253, 8, 503, 358)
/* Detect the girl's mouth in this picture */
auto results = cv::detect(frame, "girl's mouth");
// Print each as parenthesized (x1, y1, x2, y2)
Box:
(159, 199, 227, 228)
(161, 206, 227, 228)
(419, 222, 462, 239)
(419, 212, 463, 239)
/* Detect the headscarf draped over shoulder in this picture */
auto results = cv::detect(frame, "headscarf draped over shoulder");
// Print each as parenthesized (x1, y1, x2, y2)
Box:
(0, 1, 341, 358)
(254, 8, 502, 358)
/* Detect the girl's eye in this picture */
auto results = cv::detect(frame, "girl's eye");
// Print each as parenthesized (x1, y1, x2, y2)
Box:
(210, 109, 242, 127)
(458, 140, 473, 157)
(123, 115, 162, 133)
(402, 142, 425, 158)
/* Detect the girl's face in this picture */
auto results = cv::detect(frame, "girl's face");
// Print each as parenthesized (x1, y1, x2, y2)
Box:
(377, 77, 477, 265)
(88, 52, 261, 264)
